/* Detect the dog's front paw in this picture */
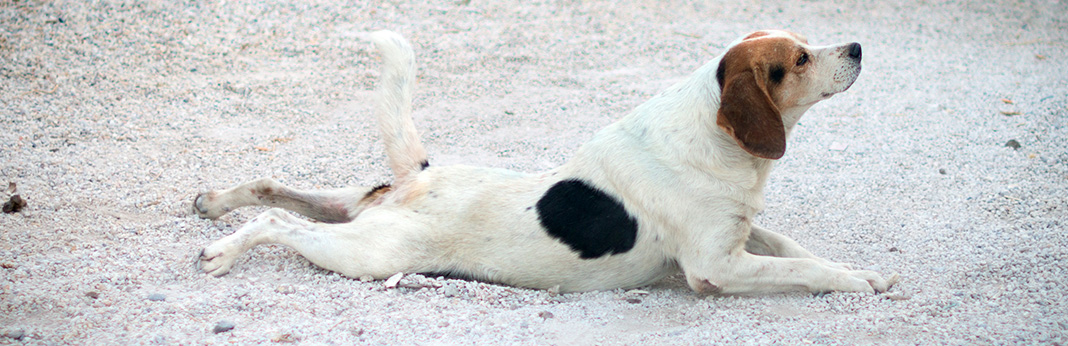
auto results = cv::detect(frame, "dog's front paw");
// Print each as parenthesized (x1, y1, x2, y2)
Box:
(837, 270, 899, 294)
(193, 192, 229, 220)
(874, 272, 901, 293)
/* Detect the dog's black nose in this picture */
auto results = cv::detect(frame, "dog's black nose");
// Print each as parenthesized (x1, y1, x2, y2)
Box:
(847, 42, 862, 60)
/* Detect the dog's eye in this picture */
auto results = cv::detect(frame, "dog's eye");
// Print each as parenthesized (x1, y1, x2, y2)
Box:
(796, 53, 809, 66)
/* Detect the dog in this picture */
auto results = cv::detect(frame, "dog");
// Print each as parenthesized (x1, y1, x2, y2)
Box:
(194, 30, 899, 295)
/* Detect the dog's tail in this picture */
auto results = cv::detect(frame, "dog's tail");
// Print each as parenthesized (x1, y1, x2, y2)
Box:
(370, 30, 428, 184)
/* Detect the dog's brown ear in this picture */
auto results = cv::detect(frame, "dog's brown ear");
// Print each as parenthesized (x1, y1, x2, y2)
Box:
(716, 69, 786, 160)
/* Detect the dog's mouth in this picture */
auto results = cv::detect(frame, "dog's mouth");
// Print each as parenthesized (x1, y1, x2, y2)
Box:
(823, 64, 862, 99)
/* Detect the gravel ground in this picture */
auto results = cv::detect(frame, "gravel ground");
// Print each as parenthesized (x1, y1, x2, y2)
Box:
(2, 0, 1067, 344)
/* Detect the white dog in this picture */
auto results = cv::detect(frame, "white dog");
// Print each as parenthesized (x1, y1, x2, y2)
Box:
(194, 30, 899, 295)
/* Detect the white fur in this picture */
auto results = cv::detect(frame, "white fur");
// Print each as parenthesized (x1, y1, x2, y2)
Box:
(194, 30, 898, 294)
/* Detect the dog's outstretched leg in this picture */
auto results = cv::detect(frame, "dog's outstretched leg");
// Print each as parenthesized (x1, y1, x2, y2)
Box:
(370, 30, 428, 185)
(680, 220, 898, 295)
(192, 31, 421, 221)
(682, 251, 899, 295)
(745, 224, 854, 271)
(193, 178, 380, 223)
(199, 207, 432, 278)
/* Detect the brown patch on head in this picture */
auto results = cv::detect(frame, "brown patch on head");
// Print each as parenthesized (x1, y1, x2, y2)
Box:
(744, 31, 771, 40)
(784, 31, 808, 44)
(745, 30, 807, 44)
(715, 36, 807, 159)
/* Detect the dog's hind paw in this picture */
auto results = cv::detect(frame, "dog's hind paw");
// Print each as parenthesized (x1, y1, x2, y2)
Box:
(198, 242, 240, 277)
(193, 192, 228, 220)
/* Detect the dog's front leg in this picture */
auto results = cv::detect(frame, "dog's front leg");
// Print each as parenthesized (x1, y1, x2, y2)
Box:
(678, 222, 897, 295)
(682, 251, 896, 295)
(745, 224, 853, 271)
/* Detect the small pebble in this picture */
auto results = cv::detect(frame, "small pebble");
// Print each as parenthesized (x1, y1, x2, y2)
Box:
(384, 272, 404, 288)
(626, 289, 650, 295)
(275, 285, 296, 294)
(625, 298, 642, 304)
(146, 293, 166, 302)
(538, 311, 554, 319)
(2, 195, 26, 213)
(938, 168, 947, 175)
(443, 285, 460, 297)
(4, 329, 25, 340)
(213, 320, 235, 334)
(86, 291, 100, 299)
(1005, 139, 1021, 150)
(271, 333, 299, 343)
(884, 292, 911, 301)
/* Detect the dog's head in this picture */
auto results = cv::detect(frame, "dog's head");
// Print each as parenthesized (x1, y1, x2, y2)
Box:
(715, 30, 862, 160)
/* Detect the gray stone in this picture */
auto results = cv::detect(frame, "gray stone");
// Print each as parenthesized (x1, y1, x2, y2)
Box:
(213, 320, 236, 334)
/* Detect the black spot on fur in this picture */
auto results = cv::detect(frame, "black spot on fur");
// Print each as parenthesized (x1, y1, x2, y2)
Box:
(420, 160, 430, 170)
(769, 64, 785, 84)
(536, 179, 638, 259)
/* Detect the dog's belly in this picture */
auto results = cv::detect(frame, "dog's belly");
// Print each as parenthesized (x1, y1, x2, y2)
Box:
(431, 224, 678, 292)
(396, 165, 677, 292)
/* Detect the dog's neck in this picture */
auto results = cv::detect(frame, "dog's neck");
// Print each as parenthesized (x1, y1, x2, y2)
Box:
(566, 55, 818, 214)
(614, 58, 799, 209)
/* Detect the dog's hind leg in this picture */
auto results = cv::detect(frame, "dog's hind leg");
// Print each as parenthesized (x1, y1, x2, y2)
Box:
(193, 178, 384, 223)
(198, 207, 431, 278)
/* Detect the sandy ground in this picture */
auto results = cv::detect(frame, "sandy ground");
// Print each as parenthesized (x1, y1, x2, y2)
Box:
(2, 0, 1067, 344)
